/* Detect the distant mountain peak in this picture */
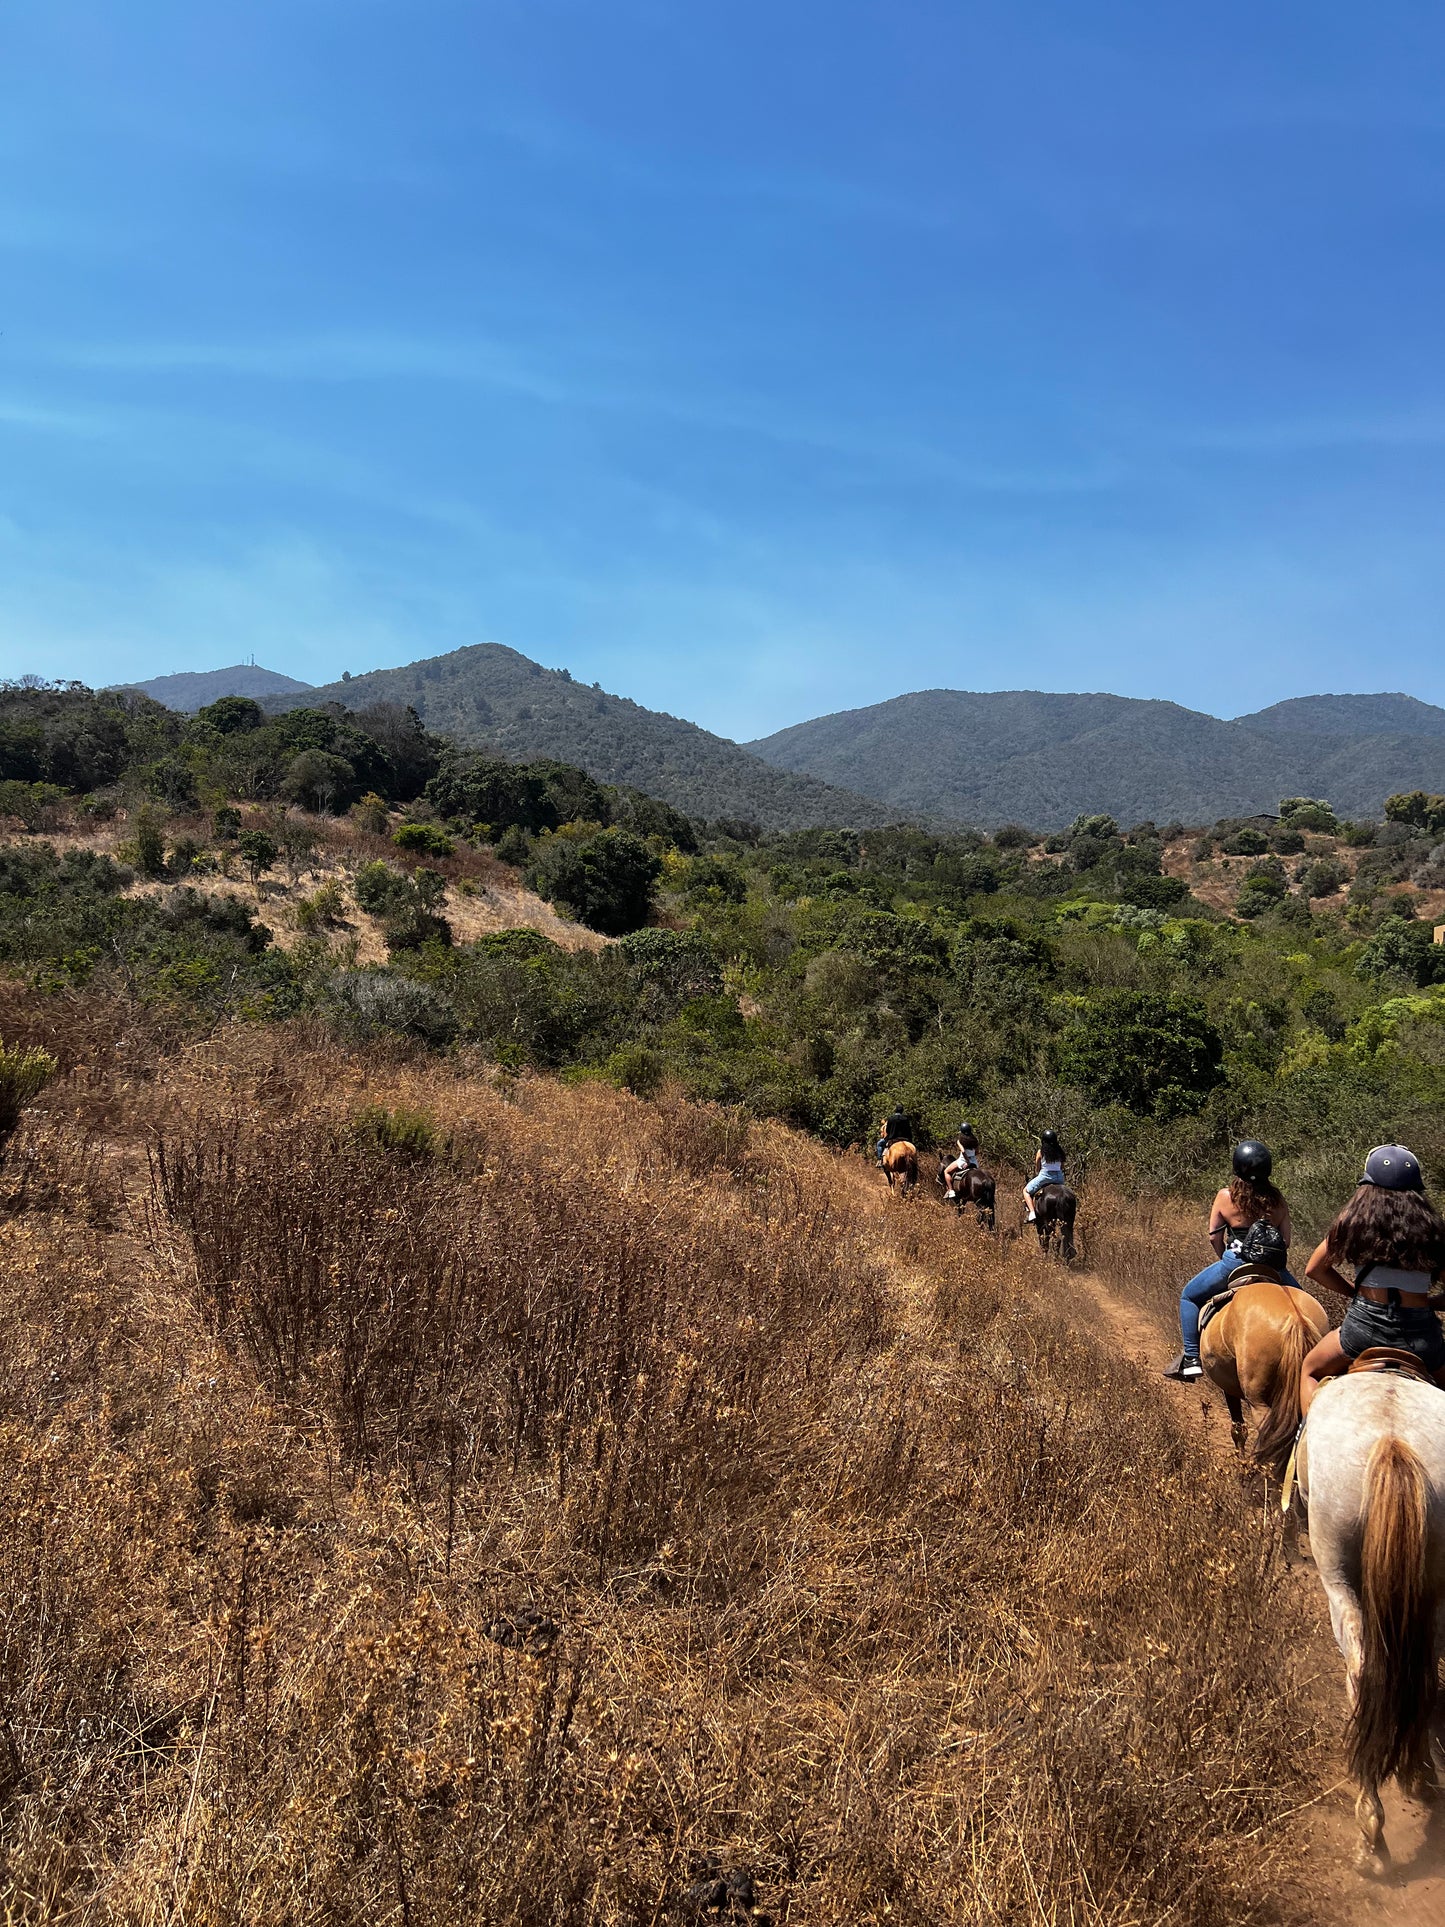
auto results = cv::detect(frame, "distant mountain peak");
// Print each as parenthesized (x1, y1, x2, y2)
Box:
(119, 663, 315, 712)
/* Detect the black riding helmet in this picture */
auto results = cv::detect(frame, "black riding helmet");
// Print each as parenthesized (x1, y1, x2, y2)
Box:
(1238, 1220, 1288, 1271)
(1231, 1139, 1273, 1183)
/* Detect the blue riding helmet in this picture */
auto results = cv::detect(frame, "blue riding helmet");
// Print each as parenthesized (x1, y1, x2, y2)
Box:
(1359, 1144, 1424, 1193)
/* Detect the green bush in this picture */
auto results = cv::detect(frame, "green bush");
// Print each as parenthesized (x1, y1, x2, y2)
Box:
(354, 860, 411, 916)
(348, 1103, 439, 1159)
(393, 822, 455, 858)
(1357, 914, 1445, 988)
(132, 805, 167, 879)
(1279, 797, 1338, 833)
(1221, 827, 1269, 857)
(528, 828, 661, 935)
(0, 1040, 58, 1145)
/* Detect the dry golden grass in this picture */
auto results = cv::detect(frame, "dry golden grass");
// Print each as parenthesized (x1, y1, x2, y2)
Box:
(0, 994, 1333, 1925)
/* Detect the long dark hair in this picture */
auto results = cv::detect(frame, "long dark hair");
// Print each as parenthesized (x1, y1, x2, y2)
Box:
(1328, 1185, 1445, 1275)
(1229, 1173, 1283, 1219)
(1039, 1130, 1064, 1162)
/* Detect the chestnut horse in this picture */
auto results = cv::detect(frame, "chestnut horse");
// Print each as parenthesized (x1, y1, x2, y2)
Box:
(935, 1151, 996, 1228)
(1297, 1370, 1445, 1872)
(882, 1139, 919, 1197)
(1199, 1273, 1329, 1476)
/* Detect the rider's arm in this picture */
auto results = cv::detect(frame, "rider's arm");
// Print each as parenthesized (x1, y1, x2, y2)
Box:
(1208, 1191, 1231, 1257)
(1304, 1236, 1352, 1299)
(1277, 1201, 1294, 1247)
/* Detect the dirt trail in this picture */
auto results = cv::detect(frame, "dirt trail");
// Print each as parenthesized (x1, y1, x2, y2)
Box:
(1071, 1261, 1445, 1927)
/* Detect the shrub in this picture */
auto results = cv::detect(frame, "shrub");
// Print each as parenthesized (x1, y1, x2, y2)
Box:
(1221, 826, 1269, 856)
(393, 822, 455, 858)
(1299, 856, 1347, 900)
(1385, 790, 1445, 836)
(168, 835, 203, 878)
(1057, 990, 1225, 1119)
(619, 927, 722, 1001)
(1279, 797, 1338, 833)
(1356, 914, 1445, 989)
(0, 1038, 57, 1146)
(294, 881, 347, 933)
(353, 860, 411, 917)
(1235, 866, 1289, 919)
(528, 828, 661, 936)
(351, 791, 390, 836)
(327, 970, 459, 1045)
(132, 805, 167, 879)
(0, 779, 67, 830)
(493, 825, 532, 867)
(213, 805, 242, 842)
(348, 1103, 439, 1159)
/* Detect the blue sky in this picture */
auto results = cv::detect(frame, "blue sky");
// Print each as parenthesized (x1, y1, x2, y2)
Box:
(4, 1, 1445, 737)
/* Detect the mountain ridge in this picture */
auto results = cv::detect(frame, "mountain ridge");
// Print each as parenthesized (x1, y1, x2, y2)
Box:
(119, 664, 314, 709)
(262, 644, 900, 831)
(747, 686, 1445, 826)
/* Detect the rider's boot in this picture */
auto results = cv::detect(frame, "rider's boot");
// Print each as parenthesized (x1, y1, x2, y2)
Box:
(1162, 1352, 1203, 1382)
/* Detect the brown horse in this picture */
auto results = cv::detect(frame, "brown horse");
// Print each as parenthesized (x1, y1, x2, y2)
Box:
(1199, 1271, 1329, 1475)
(935, 1151, 996, 1228)
(882, 1139, 919, 1197)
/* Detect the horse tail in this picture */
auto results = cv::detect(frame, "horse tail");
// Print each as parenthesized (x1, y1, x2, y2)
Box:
(1251, 1308, 1309, 1478)
(1349, 1435, 1437, 1793)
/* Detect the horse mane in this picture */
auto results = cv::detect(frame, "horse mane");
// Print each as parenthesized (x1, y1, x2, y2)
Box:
(1348, 1435, 1437, 1792)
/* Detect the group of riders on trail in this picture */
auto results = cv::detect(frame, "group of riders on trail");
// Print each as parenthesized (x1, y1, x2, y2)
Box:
(1161, 1136, 1445, 1397)
(875, 1113, 1071, 1223)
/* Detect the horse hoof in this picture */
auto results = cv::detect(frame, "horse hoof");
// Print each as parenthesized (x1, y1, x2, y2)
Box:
(1354, 1844, 1390, 1878)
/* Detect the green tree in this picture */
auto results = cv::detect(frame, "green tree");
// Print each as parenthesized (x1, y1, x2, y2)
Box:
(197, 695, 264, 734)
(528, 828, 661, 935)
(237, 828, 277, 884)
(1057, 990, 1225, 1119)
(282, 750, 357, 813)
(1357, 914, 1445, 988)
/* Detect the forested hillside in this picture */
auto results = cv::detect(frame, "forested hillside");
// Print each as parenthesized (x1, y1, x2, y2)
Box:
(749, 687, 1445, 826)
(268, 644, 896, 831)
(5, 678, 1445, 1232)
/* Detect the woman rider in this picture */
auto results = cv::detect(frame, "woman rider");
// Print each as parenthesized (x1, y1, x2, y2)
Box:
(1022, 1129, 1067, 1224)
(1299, 1143, 1445, 1414)
(942, 1121, 980, 1200)
(1163, 1140, 1296, 1381)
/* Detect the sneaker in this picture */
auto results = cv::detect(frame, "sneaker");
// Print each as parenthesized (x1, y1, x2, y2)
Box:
(1162, 1353, 1204, 1382)
(1025, 1210, 1036, 1223)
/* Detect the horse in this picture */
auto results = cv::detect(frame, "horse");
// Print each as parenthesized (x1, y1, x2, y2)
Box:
(1297, 1368, 1445, 1872)
(881, 1139, 919, 1197)
(1031, 1181, 1077, 1261)
(1198, 1271, 1329, 1475)
(935, 1151, 996, 1228)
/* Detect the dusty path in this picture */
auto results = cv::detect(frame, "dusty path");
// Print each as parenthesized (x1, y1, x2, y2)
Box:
(1070, 1260, 1445, 1927)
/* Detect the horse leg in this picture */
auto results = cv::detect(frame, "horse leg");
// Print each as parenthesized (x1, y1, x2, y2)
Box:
(1328, 1590, 1390, 1872)
(1225, 1391, 1248, 1455)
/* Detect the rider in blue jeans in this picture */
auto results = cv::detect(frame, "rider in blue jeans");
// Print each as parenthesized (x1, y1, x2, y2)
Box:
(1163, 1140, 1297, 1380)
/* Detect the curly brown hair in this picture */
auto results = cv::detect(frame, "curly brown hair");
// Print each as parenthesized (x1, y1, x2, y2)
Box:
(1327, 1184, 1445, 1275)
(1228, 1174, 1283, 1219)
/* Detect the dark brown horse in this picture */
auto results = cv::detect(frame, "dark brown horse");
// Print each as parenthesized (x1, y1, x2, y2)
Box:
(1031, 1181, 1077, 1261)
(935, 1151, 996, 1228)
(882, 1139, 919, 1197)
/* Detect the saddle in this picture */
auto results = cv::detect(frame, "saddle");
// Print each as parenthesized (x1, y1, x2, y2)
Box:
(1346, 1345, 1437, 1387)
(1196, 1264, 1279, 1338)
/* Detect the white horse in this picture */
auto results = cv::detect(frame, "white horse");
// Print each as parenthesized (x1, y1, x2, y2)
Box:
(1297, 1371, 1445, 1871)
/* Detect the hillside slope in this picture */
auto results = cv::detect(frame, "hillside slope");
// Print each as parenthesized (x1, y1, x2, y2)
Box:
(120, 664, 314, 709)
(748, 688, 1445, 827)
(268, 645, 898, 830)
